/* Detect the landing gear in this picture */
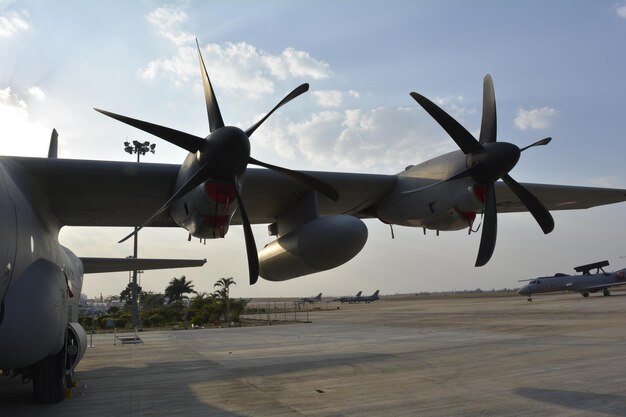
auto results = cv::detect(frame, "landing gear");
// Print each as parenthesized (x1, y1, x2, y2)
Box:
(32, 347, 66, 404)
(582, 292, 590, 297)
(527, 296, 532, 302)
(603, 288, 611, 296)
(32, 325, 84, 403)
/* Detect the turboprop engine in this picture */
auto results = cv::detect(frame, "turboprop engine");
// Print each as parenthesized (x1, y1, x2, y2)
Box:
(376, 169, 487, 232)
(259, 215, 368, 281)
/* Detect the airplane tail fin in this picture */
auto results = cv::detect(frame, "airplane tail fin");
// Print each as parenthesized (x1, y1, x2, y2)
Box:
(373, 290, 380, 297)
(356, 291, 362, 297)
(48, 129, 58, 158)
(316, 293, 322, 300)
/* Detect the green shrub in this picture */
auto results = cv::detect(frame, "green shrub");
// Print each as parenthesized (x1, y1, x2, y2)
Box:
(147, 314, 165, 327)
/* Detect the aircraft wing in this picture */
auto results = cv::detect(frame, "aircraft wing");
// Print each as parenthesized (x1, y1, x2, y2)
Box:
(495, 182, 626, 213)
(6, 156, 396, 227)
(5, 156, 180, 227)
(9, 156, 626, 228)
(581, 282, 626, 291)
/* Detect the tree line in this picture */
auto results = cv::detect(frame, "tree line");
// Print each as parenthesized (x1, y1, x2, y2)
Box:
(80, 276, 249, 330)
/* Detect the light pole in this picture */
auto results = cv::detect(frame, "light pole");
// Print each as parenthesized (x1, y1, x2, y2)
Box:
(123, 140, 156, 329)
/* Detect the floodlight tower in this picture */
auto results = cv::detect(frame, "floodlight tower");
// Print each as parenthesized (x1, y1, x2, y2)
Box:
(123, 140, 156, 328)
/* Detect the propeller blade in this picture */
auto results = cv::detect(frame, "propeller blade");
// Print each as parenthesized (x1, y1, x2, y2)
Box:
(95, 108, 205, 153)
(48, 129, 58, 158)
(249, 156, 339, 201)
(118, 164, 211, 243)
(245, 83, 310, 137)
(233, 177, 259, 285)
(475, 182, 497, 267)
(501, 174, 554, 234)
(479, 74, 497, 144)
(520, 137, 552, 152)
(410, 92, 482, 154)
(196, 39, 224, 132)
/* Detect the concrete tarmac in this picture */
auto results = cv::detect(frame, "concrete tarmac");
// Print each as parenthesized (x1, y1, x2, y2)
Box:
(3, 293, 626, 416)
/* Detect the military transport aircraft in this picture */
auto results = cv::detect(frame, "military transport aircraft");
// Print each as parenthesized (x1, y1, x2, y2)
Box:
(518, 260, 626, 301)
(2, 39, 626, 404)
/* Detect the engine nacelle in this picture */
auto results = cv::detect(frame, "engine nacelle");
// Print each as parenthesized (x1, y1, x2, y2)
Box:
(377, 180, 484, 231)
(259, 215, 368, 281)
(170, 162, 237, 239)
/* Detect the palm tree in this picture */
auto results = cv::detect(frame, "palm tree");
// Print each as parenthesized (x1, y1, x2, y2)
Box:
(165, 276, 195, 304)
(213, 277, 236, 322)
(213, 277, 236, 300)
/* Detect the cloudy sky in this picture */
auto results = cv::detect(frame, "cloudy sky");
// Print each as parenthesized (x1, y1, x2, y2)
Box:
(2, 0, 626, 299)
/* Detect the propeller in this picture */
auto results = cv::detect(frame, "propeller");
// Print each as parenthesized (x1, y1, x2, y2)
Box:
(96, 39, 339, 285)
(411, 74, 554, 267)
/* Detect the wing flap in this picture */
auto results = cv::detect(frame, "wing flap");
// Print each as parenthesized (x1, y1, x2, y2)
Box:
(80, 257, 206, 274)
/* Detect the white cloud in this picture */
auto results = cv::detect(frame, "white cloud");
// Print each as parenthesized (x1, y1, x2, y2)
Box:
(0, 9, 30, 38)
(0, 87, 50, 156)
(348, 90, 360, 99)
(433, 95, 477, 121)
(146, 5, 194, 46)
(251, 122, 297, 160)
(514, 106, 557, 130)
(313, 90, 343, 107)
(588, 176, 621, 188)
(255, 106, 457, 173)
(617, 2, 626, 18)
(140, 42, 331, 98)
(28, 86, 45, 101)
(263, 48, 330, 80)
(142, 5, 329, 96)
(139, 44, 197, 86)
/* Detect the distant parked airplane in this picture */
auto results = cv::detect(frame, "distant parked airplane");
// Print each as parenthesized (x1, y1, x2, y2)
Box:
(299, 293, 322, 304)
(360, 290, 380, 303)
(334, 290, 379, 304)
(518, 260, 626, 301)
(335, 291, 362, 304)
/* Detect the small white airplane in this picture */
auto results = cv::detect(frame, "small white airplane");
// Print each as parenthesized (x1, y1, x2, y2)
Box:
(2, 40, 626, 403)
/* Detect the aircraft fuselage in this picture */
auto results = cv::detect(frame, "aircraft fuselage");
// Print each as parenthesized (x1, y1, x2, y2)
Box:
(0, 158, 85, 398)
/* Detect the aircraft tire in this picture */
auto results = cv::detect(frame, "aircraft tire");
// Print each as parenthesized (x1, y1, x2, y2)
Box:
(33, 347, 66, 404)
